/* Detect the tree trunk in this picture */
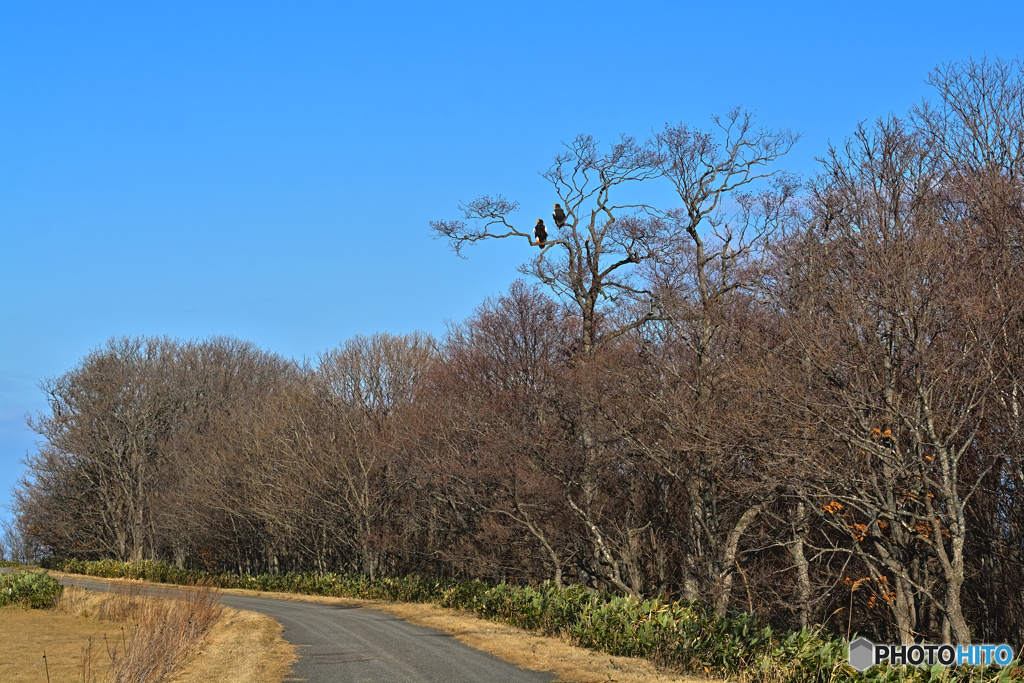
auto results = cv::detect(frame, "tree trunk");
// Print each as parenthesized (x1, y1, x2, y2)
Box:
(714, 502, 764, 617)
(789, 501, 811, 628)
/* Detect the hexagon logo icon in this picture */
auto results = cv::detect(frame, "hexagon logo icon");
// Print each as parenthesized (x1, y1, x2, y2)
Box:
(848, 637, 875, 672)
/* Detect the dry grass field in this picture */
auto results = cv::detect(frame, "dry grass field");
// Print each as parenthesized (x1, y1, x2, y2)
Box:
(0, 593, 125, 683)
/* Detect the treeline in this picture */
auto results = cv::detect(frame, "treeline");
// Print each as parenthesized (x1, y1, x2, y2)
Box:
(13, 57, 1024, 648)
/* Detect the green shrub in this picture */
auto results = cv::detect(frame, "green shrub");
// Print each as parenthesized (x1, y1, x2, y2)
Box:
(0, 570, 64, 609)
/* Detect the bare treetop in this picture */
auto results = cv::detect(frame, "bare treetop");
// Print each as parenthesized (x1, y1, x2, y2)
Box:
(431, 110, 799, 356)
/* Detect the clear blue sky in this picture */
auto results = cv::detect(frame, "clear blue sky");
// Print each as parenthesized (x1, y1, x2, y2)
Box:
(2, 0, 1021, 524)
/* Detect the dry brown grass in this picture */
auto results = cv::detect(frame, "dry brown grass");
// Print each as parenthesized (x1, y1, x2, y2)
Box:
(0, 588, 122, 683)
(96, 581, 224, 683)
(165, 606, 295, 683)
(57, 582, 106, 617)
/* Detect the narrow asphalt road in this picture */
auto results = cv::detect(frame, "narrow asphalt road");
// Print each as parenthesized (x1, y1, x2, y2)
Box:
(52, 574, 559, 683)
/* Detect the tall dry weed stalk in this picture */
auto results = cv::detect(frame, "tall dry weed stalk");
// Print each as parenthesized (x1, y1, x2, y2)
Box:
(80, 636, 98, 683)
(81, 581, 223, 683)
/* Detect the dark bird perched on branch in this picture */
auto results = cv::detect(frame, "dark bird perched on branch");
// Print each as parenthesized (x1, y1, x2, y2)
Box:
(552, 204, 567, 227)
(534, 219, 548, 249)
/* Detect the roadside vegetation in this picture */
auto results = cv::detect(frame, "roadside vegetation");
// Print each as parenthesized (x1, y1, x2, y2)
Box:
(0, 569, 63, 608)
(45, 559, 1023, 683)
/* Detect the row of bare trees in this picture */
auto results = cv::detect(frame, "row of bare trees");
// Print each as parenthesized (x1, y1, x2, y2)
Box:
(12, 57, 1024, 646)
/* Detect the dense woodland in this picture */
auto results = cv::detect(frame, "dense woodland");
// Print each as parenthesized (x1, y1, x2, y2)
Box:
(10, 58, 1024, 647)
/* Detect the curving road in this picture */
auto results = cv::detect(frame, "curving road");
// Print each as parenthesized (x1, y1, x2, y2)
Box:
(54, 575, 557, 683)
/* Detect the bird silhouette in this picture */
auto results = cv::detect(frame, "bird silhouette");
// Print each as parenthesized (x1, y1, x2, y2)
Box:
(552, 204, 567, 228)
(534, 219, 548, 249)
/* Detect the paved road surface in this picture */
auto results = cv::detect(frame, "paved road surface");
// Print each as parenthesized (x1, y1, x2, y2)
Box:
(52, 574, 558, 683)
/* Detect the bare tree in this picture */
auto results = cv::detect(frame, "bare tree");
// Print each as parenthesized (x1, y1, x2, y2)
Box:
(432, 133, 669, 358)
(776, 112, 1023, 644)
(912, 55, 1024, 646)
(281, 332, 436, 578)
(20, 337, 187, 561)
(412, 282, 580, 585)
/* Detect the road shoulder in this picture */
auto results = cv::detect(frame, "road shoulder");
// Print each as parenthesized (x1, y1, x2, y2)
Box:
(166, 603, 295, 683)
